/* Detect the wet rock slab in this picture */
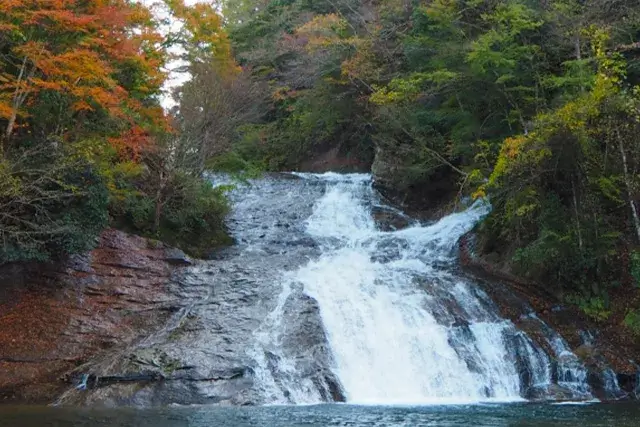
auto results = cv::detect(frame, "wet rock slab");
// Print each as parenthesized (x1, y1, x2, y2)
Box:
(459, 232, 640, 401)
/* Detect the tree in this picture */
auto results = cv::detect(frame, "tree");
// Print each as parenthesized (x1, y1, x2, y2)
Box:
(172, 62, 265, 174)
(0, 0, 167, 157)
(0, 0, 239, 263)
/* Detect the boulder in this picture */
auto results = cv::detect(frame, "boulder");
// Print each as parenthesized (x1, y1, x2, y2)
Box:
(164, 248, 193, 266)
(371, 206, 413, 231)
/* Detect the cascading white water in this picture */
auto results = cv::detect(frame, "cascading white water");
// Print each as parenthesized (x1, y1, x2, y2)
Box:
(248, 172, 592, 404)
(293, 174, 519, 403)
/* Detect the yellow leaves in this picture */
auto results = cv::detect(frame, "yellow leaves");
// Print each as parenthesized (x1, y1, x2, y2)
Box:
(469, 169, 488, 200)
(164, 0, 234, 67)
(371, 71, 460, 105)
(515, 201, 539, 217)
(0, 103, 14, 120)
(472, 188, 486, 200)
(296, 14, 348, 52)
(488, 132, 549, 189)
(596, 176, 624, 204)
(0, 160, 23, 198)
(65, 138, 143, 203)
(369, 86, 405, 105)
(297, 14, 346, 35)
(502, 135, 528, 159)
(500, 187, 540, 225)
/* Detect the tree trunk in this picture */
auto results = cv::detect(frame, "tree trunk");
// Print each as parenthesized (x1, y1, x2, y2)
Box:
(572, 178, 583, 249)
(617, 130, 640, 243)
(4, 112, 17, 146)
(4, 56, 33, 157)
(154, 170, 166, 233)
(198, 126, 212, 175)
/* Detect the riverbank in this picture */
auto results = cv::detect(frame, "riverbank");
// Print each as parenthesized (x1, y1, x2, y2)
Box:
(0, 229, 191, 404)
(459, 232, 640, 400)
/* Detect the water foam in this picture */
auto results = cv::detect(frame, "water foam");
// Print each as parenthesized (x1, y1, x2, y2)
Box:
(250, 173, 591, 404)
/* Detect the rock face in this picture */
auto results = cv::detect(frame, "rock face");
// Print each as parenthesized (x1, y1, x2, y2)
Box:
(0, 175, 343, 407)
(4, 172, 640, 408)
(299, 145, 372, 173)
(0, 229, 181, 404)
(371, 205, 414, 232)
(57, 176, 342, 407)
(371, 144, 459, 218)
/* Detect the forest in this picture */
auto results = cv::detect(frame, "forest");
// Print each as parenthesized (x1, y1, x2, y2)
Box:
(0, 0, 237, 259)
(218, 0, 640, 330)
(2, 1, 640, 331)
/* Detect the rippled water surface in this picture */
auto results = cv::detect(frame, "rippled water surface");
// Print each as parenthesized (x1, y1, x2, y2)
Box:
(2, 403, 640, 427)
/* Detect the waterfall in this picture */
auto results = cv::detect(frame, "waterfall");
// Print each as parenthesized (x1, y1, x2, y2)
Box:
(244, 173, 593, 404)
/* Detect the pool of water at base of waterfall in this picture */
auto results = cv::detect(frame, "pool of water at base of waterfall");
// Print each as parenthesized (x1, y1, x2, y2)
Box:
(1, 402, 640, 427)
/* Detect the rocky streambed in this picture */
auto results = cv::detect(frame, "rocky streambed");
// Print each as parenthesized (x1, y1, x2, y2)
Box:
(1, 173, 639, 407)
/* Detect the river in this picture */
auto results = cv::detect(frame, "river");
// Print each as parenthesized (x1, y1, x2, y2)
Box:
(2, 402, 640, 426)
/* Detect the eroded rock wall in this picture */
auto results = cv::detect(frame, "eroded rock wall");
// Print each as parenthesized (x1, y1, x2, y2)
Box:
(0, 229, 187, 404)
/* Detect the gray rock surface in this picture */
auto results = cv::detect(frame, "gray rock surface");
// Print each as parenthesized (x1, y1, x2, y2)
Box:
(57, 175, 343, 407)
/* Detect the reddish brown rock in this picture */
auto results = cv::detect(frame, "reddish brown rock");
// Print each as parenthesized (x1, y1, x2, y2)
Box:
(0, 229, 187, 404)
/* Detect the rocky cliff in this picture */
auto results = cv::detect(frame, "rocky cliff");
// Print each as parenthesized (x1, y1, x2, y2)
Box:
(0, 229, 192, 404)
(3, 173, 640, 407)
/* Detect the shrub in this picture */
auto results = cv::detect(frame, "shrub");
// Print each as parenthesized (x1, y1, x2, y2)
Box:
(565, 294, 612, 322)
(630, 250, 640, 287)
(0, 145, 109, 264)
(111, 166, 231, 258)
(156, 172, 231, 256)
(624, 310, 640, 336)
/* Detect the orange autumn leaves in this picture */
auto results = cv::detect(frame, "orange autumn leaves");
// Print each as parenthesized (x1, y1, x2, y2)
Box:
(0, 0, 232, 158)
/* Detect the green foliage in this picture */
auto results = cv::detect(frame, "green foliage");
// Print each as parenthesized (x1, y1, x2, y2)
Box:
(224, 0, 375, 171)
(623, 310, 640, 335)
(566, 294, 611, 322)
(221, 0, 640, 312)
(155, 174, 231, 257)
(0, 145, 109, 263)
(477, 23, 640, 300)
(0, 132, 232, 265)
(207, 151, 264, 179)
(631, 251, 640, 288)
(112, 169, 231, 258)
